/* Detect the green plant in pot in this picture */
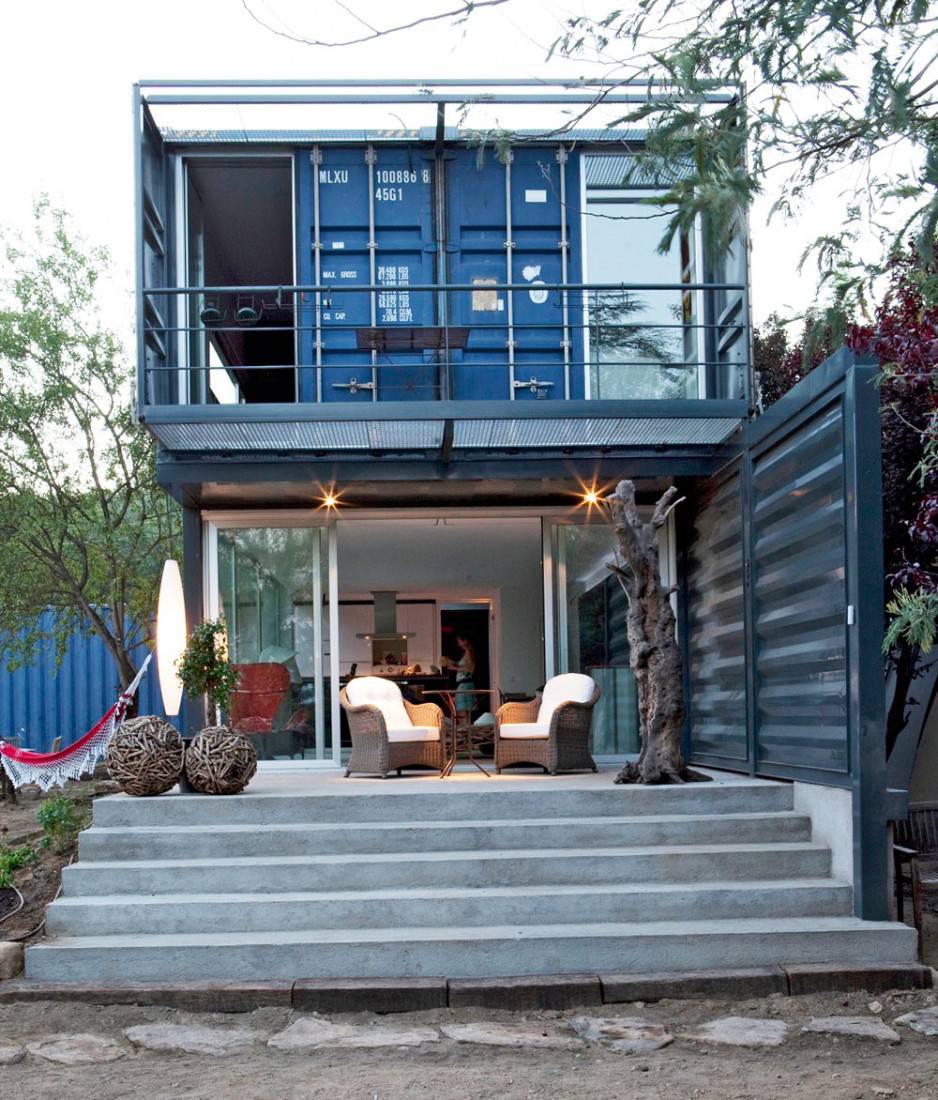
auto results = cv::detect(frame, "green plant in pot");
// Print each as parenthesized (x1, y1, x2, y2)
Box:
(176, 618, 256, 795)
(175, 617, 239, 727)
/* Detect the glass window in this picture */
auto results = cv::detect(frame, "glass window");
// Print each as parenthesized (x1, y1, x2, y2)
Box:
(586, 183, 700, 399)
(555, 523, 640, 755)
(217, 526, 330, 761)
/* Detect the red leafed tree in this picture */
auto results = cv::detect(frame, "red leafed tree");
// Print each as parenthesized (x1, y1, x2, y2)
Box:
(847, 250, 938, 759)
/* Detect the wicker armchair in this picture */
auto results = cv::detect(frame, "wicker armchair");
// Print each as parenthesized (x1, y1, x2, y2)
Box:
(340, 676, 445, 778)
(495, 673, 600, 774)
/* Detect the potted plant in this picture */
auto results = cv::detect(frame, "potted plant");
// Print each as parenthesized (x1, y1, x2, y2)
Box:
(175, 619, 256, 795)
(176, 617, 239, 727)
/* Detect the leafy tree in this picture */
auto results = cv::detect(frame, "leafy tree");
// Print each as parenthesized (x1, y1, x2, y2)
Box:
(0, 202, 179, 692)
(551, 0, 938, 328)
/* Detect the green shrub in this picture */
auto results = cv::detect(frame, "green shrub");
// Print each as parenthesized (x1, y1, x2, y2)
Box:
(0, 844, 37, 889)
(37, 794, 88, 852)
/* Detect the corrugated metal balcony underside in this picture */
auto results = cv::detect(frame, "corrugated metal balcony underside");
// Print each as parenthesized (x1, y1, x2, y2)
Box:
(145, 412, 742, 456)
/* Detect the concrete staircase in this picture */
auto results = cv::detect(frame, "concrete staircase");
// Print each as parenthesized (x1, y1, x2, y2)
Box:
(26, 778, 916, 981)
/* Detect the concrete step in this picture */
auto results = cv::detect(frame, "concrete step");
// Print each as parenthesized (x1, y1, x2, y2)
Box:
(90, 781, 794, 828)
(61, 842, 832, 896)
(28, 916, 917, 982)
(77, 811, 812, 861)
(45, 878, 854, 936)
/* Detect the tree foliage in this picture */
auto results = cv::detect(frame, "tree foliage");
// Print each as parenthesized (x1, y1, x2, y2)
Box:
(849, 246, 938, 657)
(551, 1, 938, 327)
(0, 202, 179, 689)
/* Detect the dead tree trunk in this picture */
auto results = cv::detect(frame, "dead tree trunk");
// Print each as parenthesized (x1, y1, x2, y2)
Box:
(607, 480, 687, 784)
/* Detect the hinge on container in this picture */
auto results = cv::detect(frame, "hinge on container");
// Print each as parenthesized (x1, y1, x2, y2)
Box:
(310, 148, 323, 165)
(513, 377, 555, 398)
(503, 240, 516, 249)
(332, 378, 374, 396)
(365, 147, 378, 165)
(558, 238, 569, 249)
(556, 146, 569, 165)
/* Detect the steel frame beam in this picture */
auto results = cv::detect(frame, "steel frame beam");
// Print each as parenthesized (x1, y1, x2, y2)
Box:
(141, 398, 748, 424)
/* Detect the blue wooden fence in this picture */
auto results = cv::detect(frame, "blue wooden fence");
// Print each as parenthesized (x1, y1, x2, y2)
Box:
(0, 612, 171, 752)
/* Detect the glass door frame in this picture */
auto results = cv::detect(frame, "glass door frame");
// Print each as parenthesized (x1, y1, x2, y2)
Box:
(202, 504, 676, 770)
(543, 508, 678, 763)
(202, 510, 341, 770)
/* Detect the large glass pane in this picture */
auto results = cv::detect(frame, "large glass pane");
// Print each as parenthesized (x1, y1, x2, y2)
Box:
(556, 523, 640, 755)
(217, 526, 332, 761)
(586, 190, 699, 399)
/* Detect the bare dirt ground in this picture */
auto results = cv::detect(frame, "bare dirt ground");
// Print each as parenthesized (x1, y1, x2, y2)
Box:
(1, 985, 938, 1100)
(0, 778, 117, 940)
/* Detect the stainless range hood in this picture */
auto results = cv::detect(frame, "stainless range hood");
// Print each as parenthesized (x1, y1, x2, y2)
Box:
(355, 591, 415, 641)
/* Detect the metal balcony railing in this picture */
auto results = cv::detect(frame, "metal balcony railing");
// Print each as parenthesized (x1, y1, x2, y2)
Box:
(139, 280, 751, 408)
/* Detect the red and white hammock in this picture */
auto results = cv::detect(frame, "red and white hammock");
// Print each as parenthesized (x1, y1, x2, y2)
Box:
(0, 654, 152, 791)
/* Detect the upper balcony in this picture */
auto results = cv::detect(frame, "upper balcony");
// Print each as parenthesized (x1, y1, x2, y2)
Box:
(134, 80, 752, 465)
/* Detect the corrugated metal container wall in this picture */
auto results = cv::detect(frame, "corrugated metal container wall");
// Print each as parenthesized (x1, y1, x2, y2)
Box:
(296, 143, 584, 403)
(0, 613, 169, 753)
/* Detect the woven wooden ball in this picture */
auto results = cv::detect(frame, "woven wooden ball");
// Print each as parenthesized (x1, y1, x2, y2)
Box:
(106, 716, 185, 797)
(185, 726, 258, 795)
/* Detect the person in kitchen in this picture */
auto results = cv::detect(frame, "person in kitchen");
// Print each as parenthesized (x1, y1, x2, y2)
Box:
(442, 634, 476, 718)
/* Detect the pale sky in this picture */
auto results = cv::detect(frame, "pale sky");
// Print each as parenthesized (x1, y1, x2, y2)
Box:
(0, 0, 885, 338)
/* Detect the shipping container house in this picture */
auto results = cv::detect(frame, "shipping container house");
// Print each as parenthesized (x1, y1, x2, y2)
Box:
(134, 81, 892, 919)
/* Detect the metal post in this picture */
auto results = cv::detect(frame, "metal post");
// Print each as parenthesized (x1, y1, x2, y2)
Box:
(557, 145, 571, 400)
(844, 360, 889, 919)
(328, 522, 341, 766)
(132, 84, 146, 413)
(311, 146, 323, 403)
(181, 504, 207, 734)
(312, 527, 325, 760)
(739, 454, 758, 775)
(541, 518, 556, 680)
(366, 145, 378, 401)
(504, 150, 516, 398)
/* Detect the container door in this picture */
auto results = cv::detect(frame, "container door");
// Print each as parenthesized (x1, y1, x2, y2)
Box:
(508, 147, 568, 402)
(317, 148, 374, 403)
(446, 149, 511, 400)
(372, 148, 437, 401)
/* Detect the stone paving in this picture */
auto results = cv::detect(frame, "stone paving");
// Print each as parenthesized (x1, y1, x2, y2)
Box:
(3, 1002, 937, 1067)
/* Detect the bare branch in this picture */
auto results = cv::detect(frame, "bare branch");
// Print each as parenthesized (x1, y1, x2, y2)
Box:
(240, 0, 509, 48)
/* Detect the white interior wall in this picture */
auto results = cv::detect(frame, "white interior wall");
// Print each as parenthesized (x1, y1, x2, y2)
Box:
(336, 518, 545, 694)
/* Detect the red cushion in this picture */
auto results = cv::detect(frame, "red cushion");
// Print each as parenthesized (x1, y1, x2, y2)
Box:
(229, 663, 290, 727)
(233, 716, 274, 736)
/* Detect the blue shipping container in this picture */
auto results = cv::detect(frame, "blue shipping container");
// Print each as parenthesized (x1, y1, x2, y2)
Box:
(295, 142, 585, 403)
(0, 612, 169, 754)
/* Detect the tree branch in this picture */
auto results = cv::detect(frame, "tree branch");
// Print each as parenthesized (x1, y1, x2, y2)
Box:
(240, 0, 509, 48)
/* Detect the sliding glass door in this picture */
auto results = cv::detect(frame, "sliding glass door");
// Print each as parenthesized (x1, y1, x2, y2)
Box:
(205, 518, 339, 766)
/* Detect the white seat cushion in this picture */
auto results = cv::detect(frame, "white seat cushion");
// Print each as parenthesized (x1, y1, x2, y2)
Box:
(499, 722, 550, 740)
(346, 676, 412, 731)
(537, 673, 596, 726)
(386, 725, 439, 743)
